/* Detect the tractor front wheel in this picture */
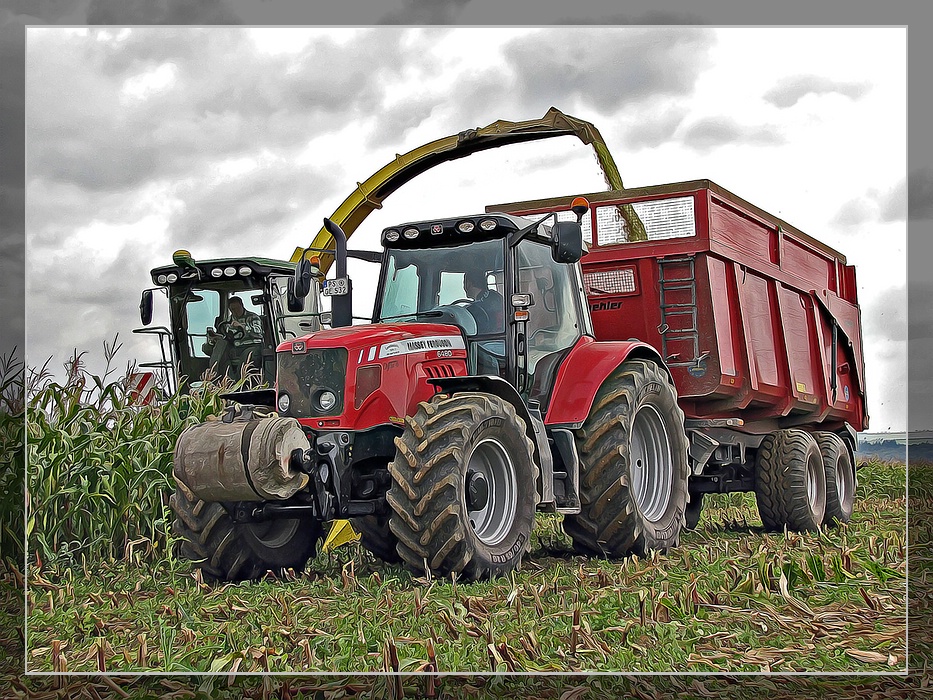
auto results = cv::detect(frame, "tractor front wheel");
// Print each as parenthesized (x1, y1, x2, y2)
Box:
(170, 485, 321, 583)
(563, 359, 690, 557)
(387, 392, 537, 581)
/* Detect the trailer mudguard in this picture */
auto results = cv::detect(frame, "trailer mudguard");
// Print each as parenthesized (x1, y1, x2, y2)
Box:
(544, 336, 670, 426)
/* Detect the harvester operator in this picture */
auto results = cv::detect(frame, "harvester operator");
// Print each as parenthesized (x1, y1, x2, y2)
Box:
(203, 295, 264, 379)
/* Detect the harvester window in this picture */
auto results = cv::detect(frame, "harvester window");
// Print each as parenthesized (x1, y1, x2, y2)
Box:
(185, 291, 221, 358)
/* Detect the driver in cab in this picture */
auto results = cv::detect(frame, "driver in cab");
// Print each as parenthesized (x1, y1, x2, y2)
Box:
(203, 295, 264, 378)
(463, 269, 504, 335)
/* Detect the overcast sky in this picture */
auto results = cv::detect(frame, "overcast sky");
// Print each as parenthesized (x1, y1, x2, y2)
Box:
(24, 26, 907, 431)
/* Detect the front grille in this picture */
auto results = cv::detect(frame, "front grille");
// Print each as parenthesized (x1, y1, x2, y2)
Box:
(423, 363, 456, 378)
(276, 348, 348, 417)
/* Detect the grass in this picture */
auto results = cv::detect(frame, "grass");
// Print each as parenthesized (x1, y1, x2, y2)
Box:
(24, 460, 909, 675)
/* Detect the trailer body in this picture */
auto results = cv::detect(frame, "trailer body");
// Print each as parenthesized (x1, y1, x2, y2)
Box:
(488, 179, 868, 437)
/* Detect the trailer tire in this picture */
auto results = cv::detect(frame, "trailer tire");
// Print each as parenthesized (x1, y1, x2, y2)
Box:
(563, 359, 690, 557)
(387, 393, 537, 581)
(754, 429, 826, 532)
(351, 514, 402, 563)
(814, 431, 855, 526)
(170, 486, 320, 583)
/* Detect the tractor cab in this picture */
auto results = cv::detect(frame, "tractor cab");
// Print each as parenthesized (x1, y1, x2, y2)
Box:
(373, 209, 591, 410)
(137, 252, 323, 393)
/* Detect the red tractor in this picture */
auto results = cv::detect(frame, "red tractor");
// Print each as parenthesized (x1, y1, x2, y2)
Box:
(171, 181, 865, 583)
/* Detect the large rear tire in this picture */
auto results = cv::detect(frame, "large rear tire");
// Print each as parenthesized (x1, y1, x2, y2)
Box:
(170, 484, 321, 583)
(351, 514, 402, 563)
(813, 431, 855, 526)
(754, 429, 826, 532)
(562, 359, 690, 557)
(387, 393, 537, 581)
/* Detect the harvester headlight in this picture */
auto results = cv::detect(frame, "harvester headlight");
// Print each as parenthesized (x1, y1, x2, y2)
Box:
(384, 230, 400, 242)
(238, 266, 251, 276)
(479, 219, 497, 231)
(402, 227, 420, 240)
(157, 274, 168, 284)
(210, 268, 223, 278)
(457, 220, 475, 233)
(317, 390, 337, 412)
(223, 266, 236, 277)
(166, 273, 178, 283)
(277, 393, 290, 413)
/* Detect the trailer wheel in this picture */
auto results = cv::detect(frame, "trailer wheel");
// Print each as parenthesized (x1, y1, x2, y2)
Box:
(563, 359, 690, 557)
(351, 514, 402, 563)
(813, 431, 855, 526)
(387, 392, 537, 581)
(754, 429, 826, 532)
(170, 486, 321, 583)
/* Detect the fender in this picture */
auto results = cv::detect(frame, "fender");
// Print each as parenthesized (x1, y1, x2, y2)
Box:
(544, 336, 671, 427)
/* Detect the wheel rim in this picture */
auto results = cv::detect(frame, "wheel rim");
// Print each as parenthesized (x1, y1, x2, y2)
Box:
(245, 518, 302, 549)
(806, 455, 820, 510)
(836, 459, 850, 506)
(629, 404, 673, 522)
(466, 438, 517, 546)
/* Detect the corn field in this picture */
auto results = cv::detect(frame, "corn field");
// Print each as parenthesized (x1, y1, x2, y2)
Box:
(22, 336, 248, 569)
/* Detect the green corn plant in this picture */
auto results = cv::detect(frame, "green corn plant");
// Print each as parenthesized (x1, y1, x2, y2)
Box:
(26, 335, 245, 570)
(0, 347, 25, 569)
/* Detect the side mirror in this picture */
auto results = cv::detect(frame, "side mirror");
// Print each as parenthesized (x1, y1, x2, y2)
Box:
(286, 277, 304, 312)
(139, 289, 153, 325)
(293, 259, 313, 299)
(552, 221, 584, 264)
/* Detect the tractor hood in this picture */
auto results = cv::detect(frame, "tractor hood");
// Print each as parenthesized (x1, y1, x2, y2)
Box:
(277, 323, 467, 357)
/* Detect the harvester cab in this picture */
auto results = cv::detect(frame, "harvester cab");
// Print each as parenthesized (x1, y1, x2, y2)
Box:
(135, 251, 325, 394)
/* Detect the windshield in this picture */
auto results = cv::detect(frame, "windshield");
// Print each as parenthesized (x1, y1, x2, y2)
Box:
(378, 239, 505, 337)
(269, 274, 321, 341)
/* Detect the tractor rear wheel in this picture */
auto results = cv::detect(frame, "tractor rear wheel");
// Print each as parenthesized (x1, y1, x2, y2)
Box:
(754, 429, 826, 532)
(387, 392, 537, 581)
(562, 359, 690, 557)
(170, 485, 321, 583)
(351, 514, 402, 563)
(814, 431, 855, 526)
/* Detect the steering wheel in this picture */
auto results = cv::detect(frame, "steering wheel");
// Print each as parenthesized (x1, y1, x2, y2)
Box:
(447, 298, 473, 306)
(216, 320, 245, 341)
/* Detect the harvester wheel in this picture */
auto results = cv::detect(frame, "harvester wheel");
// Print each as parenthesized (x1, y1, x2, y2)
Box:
(813, 431, 855, 526)
(351, 514, 402, 563)
(170, 486, 321, 583)
(754, 429, 826, 532)
(562, 359, 690, 557)
(387, 392, 537, 581)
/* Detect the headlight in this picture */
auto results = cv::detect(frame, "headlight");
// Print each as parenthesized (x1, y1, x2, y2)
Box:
(211, 268, 223, 278)
(157, 274, 167, 284)
(457, 220, 475, 233)
(384, 230, 400, 242)
(403, 227, 420, 240)
(238, 266, 251, 276)
(479, 219, 497, 231)
(277, 393, 290, 413)
(224, 266, 236, 277)
(166, 273, 178, 283)
(317, 390, 337, 412)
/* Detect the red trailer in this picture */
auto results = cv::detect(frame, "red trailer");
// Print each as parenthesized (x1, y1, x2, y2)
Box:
(489, 179, 867, 527)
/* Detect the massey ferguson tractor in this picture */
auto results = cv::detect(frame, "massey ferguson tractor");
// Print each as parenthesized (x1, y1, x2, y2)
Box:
(170, 179, 866, 583)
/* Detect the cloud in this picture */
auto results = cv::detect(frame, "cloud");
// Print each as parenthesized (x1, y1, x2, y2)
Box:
(763, 75, 871, 109)
(378, 0, 470, 24)
(501, 28, 716, 116)
(908, 168, 933, 221)
(622, 107, 687, 149)
(862, 285, 907, 343)
(87, 0, 242, 24)
(832, 179, 908, 227)
(680, 117, 784, 152)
